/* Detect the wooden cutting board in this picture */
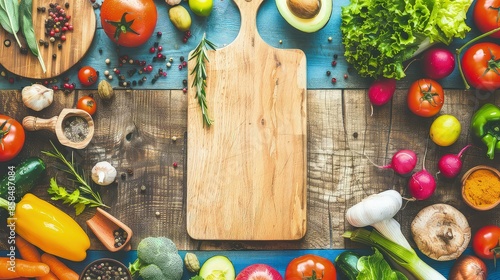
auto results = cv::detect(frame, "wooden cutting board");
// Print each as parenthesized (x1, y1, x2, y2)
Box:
(0, 0, 95, 79)
(186, 0, 307, 240)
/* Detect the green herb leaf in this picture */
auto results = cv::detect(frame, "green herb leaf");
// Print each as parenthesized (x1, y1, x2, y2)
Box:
(189, 33, 216, 127)
(43, 142, 108, 215)
(19, 0, 46, 73)
(0, 0, 22, 47)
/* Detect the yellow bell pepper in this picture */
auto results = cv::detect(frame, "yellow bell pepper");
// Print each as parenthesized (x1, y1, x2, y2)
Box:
(5, 193, 90, 261)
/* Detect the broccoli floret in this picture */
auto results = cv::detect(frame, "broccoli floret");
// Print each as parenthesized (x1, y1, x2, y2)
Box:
(129, 237, 183, 280)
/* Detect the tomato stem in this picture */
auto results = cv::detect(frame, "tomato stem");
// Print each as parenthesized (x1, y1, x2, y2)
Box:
(456, 26, 500, 90)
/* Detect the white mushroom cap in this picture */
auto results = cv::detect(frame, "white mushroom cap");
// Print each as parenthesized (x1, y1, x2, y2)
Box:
(411, 203, 471, 261)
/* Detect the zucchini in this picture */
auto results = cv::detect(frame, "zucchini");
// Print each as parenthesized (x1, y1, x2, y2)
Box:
(335, 251, 361, 280)
(0, 157, 46, 201)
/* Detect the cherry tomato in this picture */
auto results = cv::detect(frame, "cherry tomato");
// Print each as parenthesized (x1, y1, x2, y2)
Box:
(100, 0, 158, 47)
(285, 254, 336, 280)
(0, 115, 25, 162)
(462, 42, 500, 92)
(78, 66, 98, 87)
(407, 79, 444, 117)
(474, 0, 500, 38)
(472, 225, 500, 260)
(429, 114, 461, 147)
(77, 96, 97, 116)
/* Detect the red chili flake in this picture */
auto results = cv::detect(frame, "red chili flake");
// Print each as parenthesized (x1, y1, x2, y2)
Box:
(331, 60, 337, 67)
(173, 162, 178, 168)
(344, 74, 348, 79)
(331, 78, 337, 84)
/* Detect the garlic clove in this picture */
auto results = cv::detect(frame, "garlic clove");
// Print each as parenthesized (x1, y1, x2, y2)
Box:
(21, 84, 54, 111)
(91, 161, 117, 186)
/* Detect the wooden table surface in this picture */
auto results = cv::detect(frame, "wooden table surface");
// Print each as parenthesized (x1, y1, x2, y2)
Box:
(1, 0, 500, 277)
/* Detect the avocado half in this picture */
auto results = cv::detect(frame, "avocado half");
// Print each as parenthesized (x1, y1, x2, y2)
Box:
(276, 0, 333, 33)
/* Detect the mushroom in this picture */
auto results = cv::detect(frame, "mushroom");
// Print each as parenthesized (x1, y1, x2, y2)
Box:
(287, 0, 321, 19)
(91, 161, 117, 186)
(411, 203, 471, 261)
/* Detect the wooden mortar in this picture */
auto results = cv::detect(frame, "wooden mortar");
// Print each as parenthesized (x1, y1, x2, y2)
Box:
(22, 108, 94, 149)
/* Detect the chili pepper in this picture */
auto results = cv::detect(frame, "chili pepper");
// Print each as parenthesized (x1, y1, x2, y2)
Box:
(0, 193, 90, 261)
(471, 103, 500, 159)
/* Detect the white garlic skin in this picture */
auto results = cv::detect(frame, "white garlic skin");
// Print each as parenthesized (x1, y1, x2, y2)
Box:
(22, 84, 54, 111)
(91, 161, 117, 186)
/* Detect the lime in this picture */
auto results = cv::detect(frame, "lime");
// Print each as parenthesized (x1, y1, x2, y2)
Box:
(189, 0, 213, 17)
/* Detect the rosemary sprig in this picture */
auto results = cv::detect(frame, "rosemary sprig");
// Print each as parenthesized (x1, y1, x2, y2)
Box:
(42, 142, 108, 215)
(189, 33, 216, 127)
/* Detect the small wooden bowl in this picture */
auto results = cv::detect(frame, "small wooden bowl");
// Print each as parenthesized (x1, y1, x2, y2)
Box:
(79, 258, 132, 280)
(23, 108, 94, 149)
(461, 165, 500, 211)
(86, 208, 133, 252)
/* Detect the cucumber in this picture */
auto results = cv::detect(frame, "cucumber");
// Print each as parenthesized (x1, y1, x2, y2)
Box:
(0, 157, 46, 201)
(199, 255, 235, 280)
(335, 251, 361, 280)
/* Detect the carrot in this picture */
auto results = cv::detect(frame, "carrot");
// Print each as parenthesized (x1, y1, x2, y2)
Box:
(15, 236, 41, 262)
(15, 236, 59, 280)
(40, 254, 78, 280)
(0, 257, 50, 279)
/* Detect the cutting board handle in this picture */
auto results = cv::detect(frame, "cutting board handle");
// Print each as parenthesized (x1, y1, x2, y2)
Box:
(233, 0, 264, 43)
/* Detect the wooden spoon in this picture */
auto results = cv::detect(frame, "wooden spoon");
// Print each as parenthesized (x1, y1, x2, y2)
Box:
(86, 208, 133, 252)
(22, 108, 94, 149)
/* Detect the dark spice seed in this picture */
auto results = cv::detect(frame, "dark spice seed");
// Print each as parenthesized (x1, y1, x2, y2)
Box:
(3, 39, 11, 47)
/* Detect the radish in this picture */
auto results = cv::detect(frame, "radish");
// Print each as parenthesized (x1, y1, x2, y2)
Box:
(368, 78, 397, 106)
(408, 146, 436, 200)
(421, 47, 455, 80)
(370, 149, 418, 176)
(437, 144, 472, 179)
(236, 264, 283, 280)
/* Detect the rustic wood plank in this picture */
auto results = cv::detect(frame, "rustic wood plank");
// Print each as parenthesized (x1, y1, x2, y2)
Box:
(0, 88, 500, 253)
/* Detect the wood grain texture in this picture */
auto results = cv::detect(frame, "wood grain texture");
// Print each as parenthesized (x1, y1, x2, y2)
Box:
(0, 88, 499, 253)
(0, 0, 96, 79)
(186, 0, 307, 241)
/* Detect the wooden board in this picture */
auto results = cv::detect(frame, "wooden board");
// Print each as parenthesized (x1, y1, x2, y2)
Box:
(186, 0, 307, 240)
(0, 0, 96, 79)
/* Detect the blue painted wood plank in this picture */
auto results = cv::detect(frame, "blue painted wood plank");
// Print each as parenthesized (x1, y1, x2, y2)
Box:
(22, 248, 499, 279)
(0, 0, 480, 90)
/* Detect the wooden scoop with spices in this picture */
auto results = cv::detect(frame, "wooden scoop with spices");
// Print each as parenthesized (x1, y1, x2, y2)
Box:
(22, 108, 94, 149)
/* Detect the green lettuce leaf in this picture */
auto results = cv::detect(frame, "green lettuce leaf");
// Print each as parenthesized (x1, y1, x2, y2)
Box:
(341, 0, 472, 79)
(357, 248, 408, 280)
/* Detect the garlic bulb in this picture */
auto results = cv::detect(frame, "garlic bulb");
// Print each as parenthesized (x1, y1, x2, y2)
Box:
(91, 161, 117, 186)
(22, 84, 54, 111)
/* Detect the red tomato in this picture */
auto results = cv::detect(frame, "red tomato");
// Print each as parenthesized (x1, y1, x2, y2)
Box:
(100, 0, 158, 47)
(407, 79, 444, 117)
(462, 42, 500, 92)
(285, 254, 336, 280)
(78, 66, 98, 87)
(474, 0, 500, 38)
(0, 115, 25, 162)
(472, 225, 500, 260)
(77, 96, 97, 116)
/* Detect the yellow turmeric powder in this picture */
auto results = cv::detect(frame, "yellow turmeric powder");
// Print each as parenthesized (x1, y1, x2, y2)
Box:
(463, 169, 500, 207)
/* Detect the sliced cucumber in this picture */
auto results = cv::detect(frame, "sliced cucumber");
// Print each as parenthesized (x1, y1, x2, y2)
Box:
(199, 255, 235, 280)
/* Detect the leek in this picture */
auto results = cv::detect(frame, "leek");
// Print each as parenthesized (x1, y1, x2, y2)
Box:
(343, 228, 446, 280)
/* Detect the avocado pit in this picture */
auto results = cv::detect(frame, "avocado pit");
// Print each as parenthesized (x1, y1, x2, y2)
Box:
(287, 0, 321, 19)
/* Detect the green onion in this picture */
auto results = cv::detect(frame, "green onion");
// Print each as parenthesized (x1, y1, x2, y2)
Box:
(343, 228, 446, 280)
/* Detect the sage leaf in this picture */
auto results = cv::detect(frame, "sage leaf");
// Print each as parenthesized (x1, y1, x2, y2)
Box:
(0, 0, 21, 47)
(19, 0, 46, 73)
